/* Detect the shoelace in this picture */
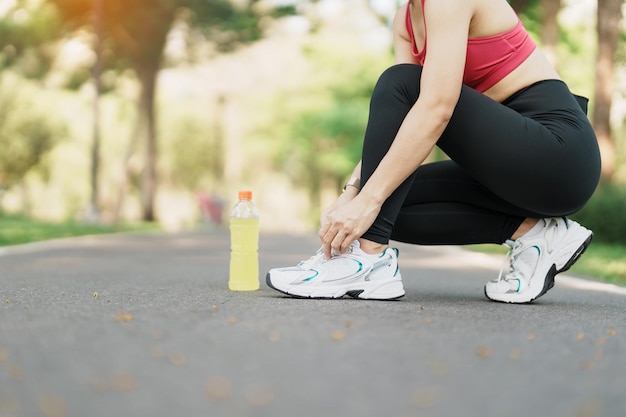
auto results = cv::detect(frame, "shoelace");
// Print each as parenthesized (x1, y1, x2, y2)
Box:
(495, 218, 565, 285)
(496, 239, 519, 283)
(297, 248, 325, 269)
(297, 241, 359, 269)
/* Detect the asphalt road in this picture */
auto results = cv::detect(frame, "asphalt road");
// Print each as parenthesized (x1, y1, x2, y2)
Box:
(1, 228, 625, 417)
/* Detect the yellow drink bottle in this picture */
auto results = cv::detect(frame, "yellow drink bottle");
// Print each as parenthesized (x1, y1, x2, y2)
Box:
(229, 190, 260, 291)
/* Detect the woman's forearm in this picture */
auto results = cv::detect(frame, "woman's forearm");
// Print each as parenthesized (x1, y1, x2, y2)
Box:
(359, 100, 452, 205)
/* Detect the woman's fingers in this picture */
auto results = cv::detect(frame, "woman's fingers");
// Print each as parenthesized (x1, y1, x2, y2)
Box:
(319, 195, 378, 258)
(321, 224, 359, 259)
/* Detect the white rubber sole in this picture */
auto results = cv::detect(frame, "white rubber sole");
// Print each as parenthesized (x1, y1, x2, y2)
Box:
(266, 272, 405, 300)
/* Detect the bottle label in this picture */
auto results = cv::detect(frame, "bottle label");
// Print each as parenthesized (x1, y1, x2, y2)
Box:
(229, 218, 259, 291)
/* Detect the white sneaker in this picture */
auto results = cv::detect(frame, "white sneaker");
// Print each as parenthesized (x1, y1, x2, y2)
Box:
(266, 240, 405, 300)
(485, 217, 593, 303)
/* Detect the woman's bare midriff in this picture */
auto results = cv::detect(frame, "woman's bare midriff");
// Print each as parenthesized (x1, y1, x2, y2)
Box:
(482, 48, 562, 103)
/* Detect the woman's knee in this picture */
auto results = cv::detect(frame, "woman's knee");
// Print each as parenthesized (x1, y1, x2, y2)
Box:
(372, 64, 422, 103)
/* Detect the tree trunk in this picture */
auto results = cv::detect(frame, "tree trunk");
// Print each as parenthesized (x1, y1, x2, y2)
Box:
(112, 107, 142, 223)
(89, 0, 104, 221)
(593, 0, 623, 181)
(137, 66, 159, 221)
(540, 0, 561, 68)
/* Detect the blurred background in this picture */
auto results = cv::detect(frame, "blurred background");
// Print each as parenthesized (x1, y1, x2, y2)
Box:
(0, 0, 624, 237)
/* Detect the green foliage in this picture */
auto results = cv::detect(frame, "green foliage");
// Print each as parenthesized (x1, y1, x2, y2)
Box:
(162, 116, 221, 191)
(0, 211, 157, 246)
(45, 0, 296, 75)
(0, 1, 62, 78)
(275, 41, 391, 191)
(571, 182, 626, 245)
(289, 101, 367, 185)
(569, 242, 626, 285)
(0, 76, 65, 194)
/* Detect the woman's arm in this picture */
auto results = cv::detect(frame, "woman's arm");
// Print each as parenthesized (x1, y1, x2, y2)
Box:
(363, 0, 471, 203)
(319, 0, 473, 256)
(392, 3, 419, 65)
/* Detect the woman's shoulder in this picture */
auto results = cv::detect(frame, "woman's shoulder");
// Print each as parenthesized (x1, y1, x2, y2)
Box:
(393, 2, 418, 64)
(392, 2, 411, 41)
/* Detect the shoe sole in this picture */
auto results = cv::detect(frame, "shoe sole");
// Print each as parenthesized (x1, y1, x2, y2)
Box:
(485, 231, 593, 304)
(266, 272, 405, 300)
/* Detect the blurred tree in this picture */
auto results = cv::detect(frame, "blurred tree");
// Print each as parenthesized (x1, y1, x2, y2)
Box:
(0, 79, 64, 208)
(46, 0, 294, 221)
(593, 0, 623, 181)
(0, 1, 62, 78)
(272, 38, 390, 221)
(0, 3, 65, 209)
(509, 0, 534, 12)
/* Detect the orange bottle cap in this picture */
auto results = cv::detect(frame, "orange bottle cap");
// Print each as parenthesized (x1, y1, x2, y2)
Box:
(238, 190, 253, 200)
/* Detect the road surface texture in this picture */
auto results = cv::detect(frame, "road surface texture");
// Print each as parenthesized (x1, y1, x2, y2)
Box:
(1, 228, 625, 417)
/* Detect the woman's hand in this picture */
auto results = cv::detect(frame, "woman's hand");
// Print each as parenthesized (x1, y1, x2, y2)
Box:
(320, 188, 357, 227)
(318, 192, 382, 259)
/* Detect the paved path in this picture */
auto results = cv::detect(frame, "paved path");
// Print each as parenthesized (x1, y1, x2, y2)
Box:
(1, 229, 625, 417)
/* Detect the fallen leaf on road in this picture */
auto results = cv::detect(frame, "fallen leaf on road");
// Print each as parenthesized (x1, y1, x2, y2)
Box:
(608, 328, 617, 336)
(5, 299, 10, 304)
(229, 317, 238, 324)
(0, 348, 8, 362)
(38, 395, 68, 417)
(527, 332, 536, 340)
(331, 330, 345, 341)
(110, 372, 137, 392)
(205, 377, 232, 401)
(93, 292, 98, 298)
(476, 346, 491, 358)
(577, 332, 585, 341)
(115, 311, 134, 323)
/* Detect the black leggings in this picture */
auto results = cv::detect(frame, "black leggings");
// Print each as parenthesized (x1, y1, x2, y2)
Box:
(360, 64, 601, 246)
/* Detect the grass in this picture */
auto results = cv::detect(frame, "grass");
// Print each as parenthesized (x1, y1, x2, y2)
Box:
(467, 242, 626, 287)
(0, 212, 159, 247)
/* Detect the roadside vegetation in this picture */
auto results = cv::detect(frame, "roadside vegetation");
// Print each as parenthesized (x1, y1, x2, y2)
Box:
(0, 212, 157, 246)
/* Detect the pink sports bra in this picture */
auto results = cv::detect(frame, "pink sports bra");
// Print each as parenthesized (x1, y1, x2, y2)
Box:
(405, 0, 537, 92)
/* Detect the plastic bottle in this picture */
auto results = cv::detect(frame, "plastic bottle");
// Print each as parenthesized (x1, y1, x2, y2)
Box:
(228, 190, 260, 291)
